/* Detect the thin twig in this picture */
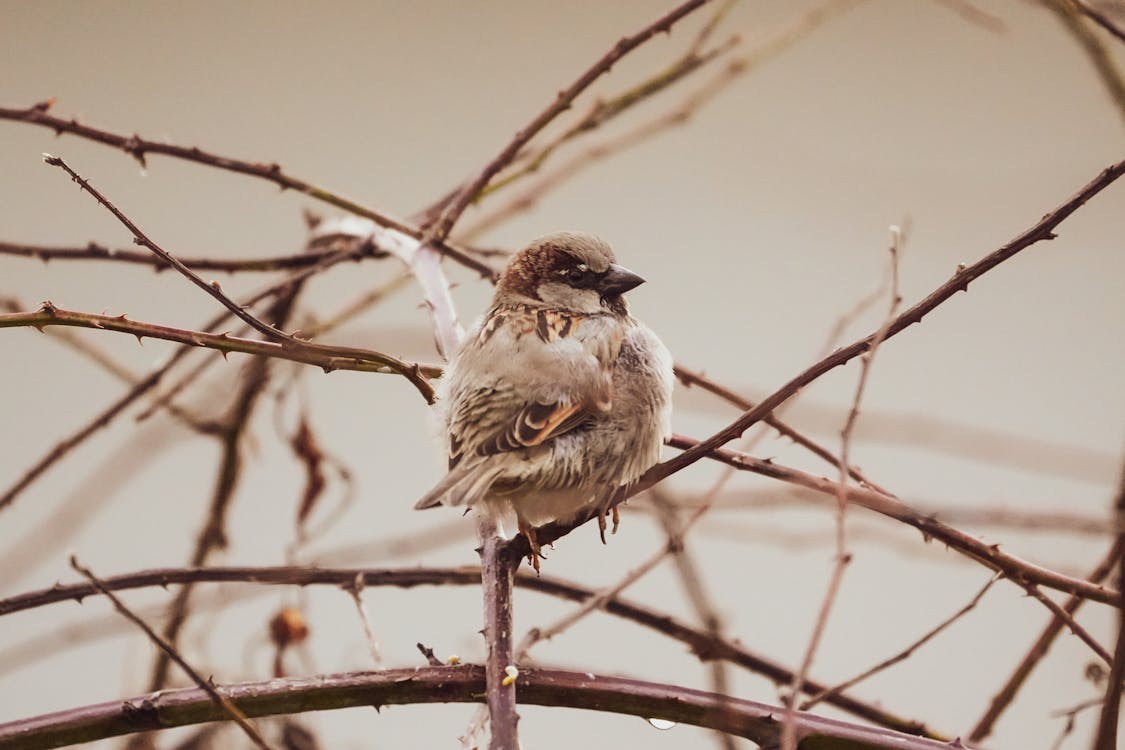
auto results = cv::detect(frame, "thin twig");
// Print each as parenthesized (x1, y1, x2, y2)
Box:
(68, 557, 276, 750)
(1042, 0, 1125, 126)
(43, 154, 299, 342)
(0, 564, 943, 738)
(0, 302, 438, 398)
(347, 575, 383, 666)
(147, 285, 303, 691)
(415, 643, 444, 667)
(648, 491, 738, 750)
(423, 0, 714, 244)
(0, 100, 494, 278)
(458, 0, 860, 243)
(0, 363, 166, 512)
(801, 574, 1000, 710)
(1093, 452, 1125, 749)
(1072, 0, 1125, 42)
(1015, 582, 1112, 664)
(662, 434, 1123, 605)
(0, 239, 376, 273)
(782, 225, 903, 750)
(628, 156, 1125, 499)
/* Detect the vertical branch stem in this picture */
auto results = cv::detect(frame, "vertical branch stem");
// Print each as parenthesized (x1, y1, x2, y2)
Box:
(1092, 452, 1125, 750)
(479, 520, 520, 749)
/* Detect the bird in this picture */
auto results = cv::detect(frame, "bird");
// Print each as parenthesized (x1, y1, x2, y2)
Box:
(414, 231, 674, 570)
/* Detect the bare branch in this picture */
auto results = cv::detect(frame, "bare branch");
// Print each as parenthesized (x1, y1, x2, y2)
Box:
(478, 521, 521, 749)
(0, 564, 943, 738)
(801, 574, 1000, 710)
(782, 225, 903, 750)
(1093, 453, 1125, 750)
(662, 434, 1122, 605)
(1072, 0, 1125, 43)
(0, 302, 438, 398)
(0, 239, 376, 273)
(911, 532, 1117, 742)
(423, 0, 715, 244)
(0, 101, 496, 279)
(631, 156, 1125, 496)
(0, 666, 962, 750)
(43, 154, 304, 343)
(69, 557, 276, 750)
(1042, 0, 1125, 126)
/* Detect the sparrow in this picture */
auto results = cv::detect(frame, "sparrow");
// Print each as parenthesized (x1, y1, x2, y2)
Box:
(414, 231, 673, 570)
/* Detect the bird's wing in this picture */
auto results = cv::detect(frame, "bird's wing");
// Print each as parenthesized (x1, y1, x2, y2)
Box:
(447, 385, 601, 468)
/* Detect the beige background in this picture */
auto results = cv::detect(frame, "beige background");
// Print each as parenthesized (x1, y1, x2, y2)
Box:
(1, 1, 1124, 748)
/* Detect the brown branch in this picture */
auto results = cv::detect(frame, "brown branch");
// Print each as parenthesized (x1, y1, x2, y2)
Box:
(475, 33, 739, 202)
(1072, 0, 1125, 43)
(423, 0, 714, 244)
(0, 240, 375, 272)
(0, 302, 438, 397)
(478, 522, 521, 749)
(782, 228, 902, 750)
(0, 100, 496, 279)
(68, 558, 276, 750)
(629, 156, 1125, 497)
(661, 434, 1123, 605)
(1093, 453, 1125, 750)
(648, 491, 738, 750)
(146, 285, 302, 691)
(458, 0, 866, 244)
(1043, 0, 1125, 127)
(43, 154, 305, 343)
(802, 573, 999, 710)
(0, 296, 218, 433)
(0, 237, 383, 513)
(0, 564, 943, 738)
(0, 362, 167, 513)
(674, 365, 888, 492)
(1016, 581, 1112, 664)
(0, 666, 962, 750)
(968, 538, 1123, 742)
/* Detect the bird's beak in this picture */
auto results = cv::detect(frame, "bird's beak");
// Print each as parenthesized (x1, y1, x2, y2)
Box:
(598, 263, 646, 296)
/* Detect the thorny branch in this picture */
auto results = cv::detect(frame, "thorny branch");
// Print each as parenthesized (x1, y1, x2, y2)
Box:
(781, 225, 904, 750)
(478, 523, 521, 750)
(1093, 453, 1125, 750)
(629, 157, 1125, 497)
(0, 564, 943, 738)
(422, 0, 715, 244)
(0, 101, 496, 279)
(68, 557, 276, 750)
(0, 667, 960, 750)
(0, 302, 439, 393)
(146, 282, 304, 691)
(661, 435, 1122, 605)
(0, 239, 379, 273)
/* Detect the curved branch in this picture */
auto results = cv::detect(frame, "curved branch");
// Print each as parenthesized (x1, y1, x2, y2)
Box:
(0, 565, 941, 738)
(0, 101, 496, 280)
(634, 157, 1125, 493)
(424, 0, 714, 243)
(0, 302, 439, 401)
(661, 434, 1122, 606)
(0, 666, 959, 750)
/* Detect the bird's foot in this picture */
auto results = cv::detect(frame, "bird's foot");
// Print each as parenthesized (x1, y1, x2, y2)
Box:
(519, 519, 543, 574)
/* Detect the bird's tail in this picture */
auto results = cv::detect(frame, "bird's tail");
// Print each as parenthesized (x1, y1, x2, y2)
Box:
(413, 457, 505, 510)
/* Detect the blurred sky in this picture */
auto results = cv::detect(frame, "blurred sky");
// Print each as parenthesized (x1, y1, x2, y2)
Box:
(1, 1, 1124, 748)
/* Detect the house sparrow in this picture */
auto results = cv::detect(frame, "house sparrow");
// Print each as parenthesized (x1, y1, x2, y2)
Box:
(414, 231, 673, 569)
